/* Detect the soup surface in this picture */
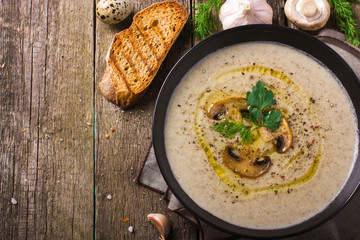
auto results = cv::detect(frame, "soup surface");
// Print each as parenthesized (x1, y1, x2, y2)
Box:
(164, 42, 358, 229)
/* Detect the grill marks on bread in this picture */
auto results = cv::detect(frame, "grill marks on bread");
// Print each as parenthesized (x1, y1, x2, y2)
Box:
(110, 29, 154, 94)
(100, 1, 188, 109)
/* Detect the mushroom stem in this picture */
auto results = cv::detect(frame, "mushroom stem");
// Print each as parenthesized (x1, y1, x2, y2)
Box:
(300, 0, 318, 17)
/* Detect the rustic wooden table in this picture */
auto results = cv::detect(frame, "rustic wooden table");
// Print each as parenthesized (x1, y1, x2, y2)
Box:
(1, 0, 359, 239)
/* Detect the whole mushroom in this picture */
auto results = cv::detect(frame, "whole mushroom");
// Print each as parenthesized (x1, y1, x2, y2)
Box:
(284, 0, 331, 31)
(96, 0, 133, 24)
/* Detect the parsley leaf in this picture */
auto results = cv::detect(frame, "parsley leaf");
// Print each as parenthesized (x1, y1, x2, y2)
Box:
(249, 108, 261, 125)
(246, 81, 274, 111)
(263, 110, 282, 130)
(211, 119, 253, 144)
(246, 81, 281, 130)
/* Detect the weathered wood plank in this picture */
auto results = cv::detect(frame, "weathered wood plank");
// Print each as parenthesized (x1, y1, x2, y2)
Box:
(94, 0, 197, 239)
(269, 0, 286, 26)
(0, 1, 30, 238)
(0, 0, 94, 239)
(42, 1, 95, 239)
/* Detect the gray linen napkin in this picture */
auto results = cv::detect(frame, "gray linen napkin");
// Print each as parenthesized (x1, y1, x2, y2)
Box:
(137, 29, 360, 240)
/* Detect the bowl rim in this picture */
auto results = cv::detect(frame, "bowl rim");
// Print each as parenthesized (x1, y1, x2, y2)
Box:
(153, 24, 360, 238)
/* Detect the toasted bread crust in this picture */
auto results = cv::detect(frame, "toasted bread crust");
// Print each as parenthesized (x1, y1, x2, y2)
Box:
(99, 65, 117, 105)
(100, 61, 143, 109)
(99, 1, 188, 109)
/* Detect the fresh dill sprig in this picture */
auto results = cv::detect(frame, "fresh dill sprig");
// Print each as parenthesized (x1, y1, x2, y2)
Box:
(192, 0, 224, 40)
(211, 119, 253, 144)
(328, 0, 360, 47)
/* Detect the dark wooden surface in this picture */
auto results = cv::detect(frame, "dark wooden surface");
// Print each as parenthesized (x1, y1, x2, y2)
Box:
(0, 0, 359, 239)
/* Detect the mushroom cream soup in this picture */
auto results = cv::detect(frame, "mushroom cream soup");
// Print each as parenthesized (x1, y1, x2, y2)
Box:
(164, 42, 358, 229)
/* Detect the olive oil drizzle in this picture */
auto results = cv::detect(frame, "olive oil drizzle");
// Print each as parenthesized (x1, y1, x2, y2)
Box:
(255, 152, 322, 193)
(194, 65, 322, 196)
(215, 65, 307, 109)
(195, 125, 242, 193)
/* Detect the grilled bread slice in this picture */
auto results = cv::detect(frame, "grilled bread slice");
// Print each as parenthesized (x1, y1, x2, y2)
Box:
(99, 1, 188, 109)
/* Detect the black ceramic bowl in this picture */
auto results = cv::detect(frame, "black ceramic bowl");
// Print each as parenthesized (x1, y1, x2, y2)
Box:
(153, 25, 360, 238)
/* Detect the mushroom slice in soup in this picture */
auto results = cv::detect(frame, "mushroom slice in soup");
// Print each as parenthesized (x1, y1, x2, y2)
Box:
(259, 117, 293, 153)
(207, 97, 247, 122)
(223, 145, 271, 178)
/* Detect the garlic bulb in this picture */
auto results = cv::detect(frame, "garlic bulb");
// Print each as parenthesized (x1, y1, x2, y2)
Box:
(219, 0, 273, 30)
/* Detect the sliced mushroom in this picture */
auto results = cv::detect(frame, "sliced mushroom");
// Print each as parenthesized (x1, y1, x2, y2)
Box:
(223, 145, 271, 178)
(284, 0, 330, 31)
(259, 117, 293, 153)
(207, 97, 247, 122)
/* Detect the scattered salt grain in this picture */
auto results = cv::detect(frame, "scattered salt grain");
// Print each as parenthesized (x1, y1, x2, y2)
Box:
(11, 198, 17, 205)
(107, 194, 112, 200)
(128, 226, 134, 233)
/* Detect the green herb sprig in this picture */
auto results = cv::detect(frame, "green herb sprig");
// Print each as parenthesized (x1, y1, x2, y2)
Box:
(245, 81, 282, 130)
(192, 0, 224, 40)
(328, 0, 360, 47)
(211, 119, 253, 144)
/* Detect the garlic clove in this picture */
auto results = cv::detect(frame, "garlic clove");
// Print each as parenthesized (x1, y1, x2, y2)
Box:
(285, 0, 330, 31)
(147, 213, 170, 240)
(219, 0, 273, 30)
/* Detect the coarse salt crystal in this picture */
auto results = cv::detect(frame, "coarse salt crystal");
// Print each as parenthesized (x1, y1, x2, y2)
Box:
(107, 194, 112, 200)
(11, 198, 17, 205)
(128, 226, 134, 233)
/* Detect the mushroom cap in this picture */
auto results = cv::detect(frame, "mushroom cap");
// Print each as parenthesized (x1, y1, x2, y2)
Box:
(207, 97, 247, 122)
(284, 0, 330, 31)
(223, 145, 271, 178)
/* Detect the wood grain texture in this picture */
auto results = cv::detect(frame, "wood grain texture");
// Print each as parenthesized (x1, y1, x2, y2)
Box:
(0, 0, 94, 239)
(269, 0, 285, 26)
(94, 0, 197, 239)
